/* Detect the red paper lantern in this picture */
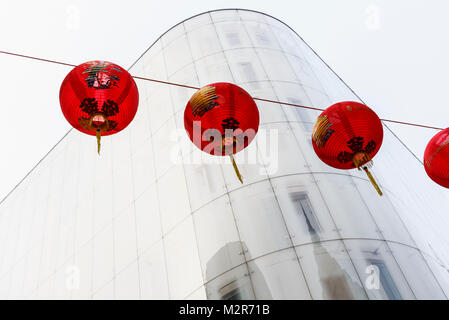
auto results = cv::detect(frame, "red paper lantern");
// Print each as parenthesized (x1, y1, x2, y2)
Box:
(60, 61, 138, 154)
(424, 128, 449, 188)
(312, 101, 384, 195)
(184, 82, 260, 183)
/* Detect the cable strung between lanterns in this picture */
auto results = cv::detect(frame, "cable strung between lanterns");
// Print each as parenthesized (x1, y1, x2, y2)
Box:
(0, 50, 77, 67)
(0, 49, 445, 131)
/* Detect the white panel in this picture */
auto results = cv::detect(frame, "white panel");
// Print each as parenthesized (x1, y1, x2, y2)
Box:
(92, 281, 114, 300)
(115, 261, 140, 300)
(112, 156, 134, 216)
(271, 174, 340, 246)
(228, 180, 291, 260)
(344, 240, 415, 300)
(92, 224, 114, 293)
(205, 263, 254, 299)
(164, 34, 192, 77)
(188, 24, 222, 60)
(158, 165, 191, 234)
(184, 12, 212, 32)
(214, 20, 252, 50)
(71, 244, 93, 300)
(248, 249, 311, 299)
(185, 286, 207, 299)
(0, 274, 11, 299)
(193, 195, 244, 282)
(135, 184, 162, 254)
(164, 217, 203, 299)
(225, 49, 268, 83)
(161, 23, 185, 48)
(22, 245, 43, 297)
(148, 85, 174, 135)
(143, 49, 167, 82)
(74, 188, 94, 250)
(296, 240, 368, 300)
(258, 122, 308, 178)
(315, 173, 380, 240)
(194, 53, 234, 85)
(256, 48, 297, 82)
(37, 276, 54, 300)
(139, 240, 169, 299)
(8, 257, 26, 299)
(129, 101, 152, 155)
(92, 172, 113, 234)
(113, 205, 138, 274)
(131, 138, 156, 199)
(389, 242, 446, 299)
(152, 117, 178, 179)
(184, 163, 227, 212)
(220, 136, 268, 192)
(53, 264, 74, 300)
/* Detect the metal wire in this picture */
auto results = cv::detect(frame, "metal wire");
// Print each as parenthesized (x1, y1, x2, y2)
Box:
(0, 49, 444, 131)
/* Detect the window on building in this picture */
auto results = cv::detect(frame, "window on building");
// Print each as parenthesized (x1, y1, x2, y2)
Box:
(195, 165, 216, 193)
(226, 32, 241, 46)
(290, 191, 321, 235)
(287, 97, 314, 133)
(219, 279, 252, 300)
(368, 259, 403, 300)
(255, 30, 270, 45)
(238, 62, 257, 82)
(221, 288, 242, 300)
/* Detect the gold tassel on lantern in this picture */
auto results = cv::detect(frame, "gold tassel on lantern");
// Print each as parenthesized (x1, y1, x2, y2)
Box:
(229, 154, 243, 184)
(362, 166, 383, 196)
(222, 135, 243, 184)
(96, 129, 101, 155)
(81, 113, 108, 155)
(353, 152, 382, 196)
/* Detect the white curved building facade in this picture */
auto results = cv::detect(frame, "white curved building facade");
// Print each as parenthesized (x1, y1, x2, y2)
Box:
(1, 9, 449, 299)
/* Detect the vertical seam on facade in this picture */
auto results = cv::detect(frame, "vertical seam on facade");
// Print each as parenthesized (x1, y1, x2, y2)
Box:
(129, 127, 142, 299)
(175, 21, 208, 296)
(208, 11, 259, 299)
(110, 142, 116, 299)
(69, 135, 81, 299)
(35, 145, 57, 299)
(157, 37, 177, 300)
(238, 12, 320, 300)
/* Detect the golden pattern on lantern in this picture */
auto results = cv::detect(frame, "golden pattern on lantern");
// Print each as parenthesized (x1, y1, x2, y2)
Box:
(190, 86, 219, 117)
(312, 114, 334, 147)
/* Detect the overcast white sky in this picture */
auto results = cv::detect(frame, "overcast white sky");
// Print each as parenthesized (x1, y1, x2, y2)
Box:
(0, 0, 448, 199)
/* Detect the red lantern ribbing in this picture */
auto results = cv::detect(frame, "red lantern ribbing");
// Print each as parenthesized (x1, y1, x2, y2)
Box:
(184, 82, 260, 183)
(312, 101, 384, 195)
(424, 128, 449, 188)
(59, 61, 138, 154)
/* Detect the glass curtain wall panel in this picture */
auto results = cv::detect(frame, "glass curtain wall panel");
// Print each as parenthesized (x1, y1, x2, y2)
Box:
(0, 9, 448, 299)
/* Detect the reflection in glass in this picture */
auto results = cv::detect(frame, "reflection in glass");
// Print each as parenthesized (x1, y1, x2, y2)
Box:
(297, 240, 367, 300)
(205, 241, 270, 300)
(344, 239, 415, 300)
(287, 97, 315, 133)
(290, 191, 321, 235)
(225, 32, 241, 46)
(248, 248, 311, 299)
(238, 62, 257, 83)
(368, 259, 402, 300)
